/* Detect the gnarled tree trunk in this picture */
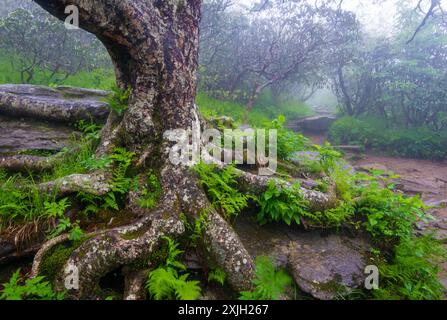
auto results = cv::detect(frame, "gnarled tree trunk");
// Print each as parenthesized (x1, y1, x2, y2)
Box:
(26, 0, 336, 300)
(30, 0, 257, 299)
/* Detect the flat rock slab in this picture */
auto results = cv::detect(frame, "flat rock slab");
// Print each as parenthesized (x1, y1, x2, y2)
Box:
(0, 84, 110, 123)
(286, 115, 337, 134)
(287, 233, 369, 300)
(234, 215, 370, 300)
(0, 115, 75, 155)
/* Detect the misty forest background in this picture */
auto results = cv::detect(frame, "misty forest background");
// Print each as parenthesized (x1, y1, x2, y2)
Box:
(1, 0, 446, 160)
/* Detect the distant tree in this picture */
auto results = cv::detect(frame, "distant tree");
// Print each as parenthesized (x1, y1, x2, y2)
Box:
(0, 7, 111, 83)
(332, 7, 447, 130)
(200, 0, 359, 112)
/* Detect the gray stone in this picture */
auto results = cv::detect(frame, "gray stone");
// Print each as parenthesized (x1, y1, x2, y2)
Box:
(286, 115, 337, 134)
(287, 233, 369, 300)
(234, 215, 370, 300)
(0, 115, 75, 155)
(0, 84, 110, 123)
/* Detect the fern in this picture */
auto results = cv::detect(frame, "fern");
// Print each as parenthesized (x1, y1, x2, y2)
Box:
(257, 180, 311, 226)
(138, 170, 162, 209)
(103, 85, 131, 116)
(0, 269, 64, 300)
(181, 209, 209, 247)
(44, 198, 70, 218)
(146, 237, 201, 300)
(76, 147, 135, 214)
(194, 163, 249, 221)
(240, 256, 292, 300)
(208, 267, 226, 286)
(373, 236, 446, 300)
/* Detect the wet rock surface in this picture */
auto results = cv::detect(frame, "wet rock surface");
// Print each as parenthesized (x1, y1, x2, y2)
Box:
(0, 115, 75, 155)
(286, 115, 337, 134)
(0, 84, 110, 123)
(234, 214, 370, 300)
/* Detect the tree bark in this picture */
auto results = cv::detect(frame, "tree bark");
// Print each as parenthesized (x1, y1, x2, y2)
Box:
(28, 0, 339, 300)
(30, 0, 257, 299)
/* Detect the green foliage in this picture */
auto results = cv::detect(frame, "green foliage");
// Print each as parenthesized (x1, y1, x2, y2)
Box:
(265, 115, 309, 161)
(48, 218, 84, 241)
(313, 201, 356, 228)
(44, 198, 70, 218)
(0, 269, 64, 300)
(0, 51, 113, 89)
(181, 209, 209, 248)
(357, 181, 428, 242)
(0, 172, 64, 225)
(146, 237, 201, 300)
(329, 117, 447, 160)
(138, 170, 162, 209)
(104, 85, 131, 116)
(208, 268, 226, 286)
(240, 256, 292, 300)
(257, 180, 310, 226)
(77, 147, 135, 214)
(314, 143, 343, 175)
(194, 163, 249, 221)
(373, 236, 446, 300)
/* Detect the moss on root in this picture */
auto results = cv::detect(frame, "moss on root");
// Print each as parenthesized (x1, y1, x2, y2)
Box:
(38, 238, 87, 283)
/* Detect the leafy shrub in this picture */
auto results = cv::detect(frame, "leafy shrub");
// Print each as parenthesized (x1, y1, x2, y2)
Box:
(0, 269, 64, 300)
(265, 115, 309, 161)
(240, 256, 292, 300)
(146, 237, 201, 300)
(373, 236, 446, 300)
(194, 163, 249, 221)
(357, 182, 428, 242)
(257, 180, 310, 226)
(329, 117, 447, 160)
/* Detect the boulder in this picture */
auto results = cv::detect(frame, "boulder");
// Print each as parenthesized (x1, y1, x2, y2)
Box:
(0, 115, 75, 155)
(234, 215, 370, 300)
(0, 84, 110, 123)
(287, 233, 369, 300)
(286, 115, 337, 134)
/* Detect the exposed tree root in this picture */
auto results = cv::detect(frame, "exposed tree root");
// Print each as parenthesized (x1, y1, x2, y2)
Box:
(0, 155, 59, 172)
(30, 234, 71, 278)
(235, 170, 337, 212)
(37, 171, 112, 197)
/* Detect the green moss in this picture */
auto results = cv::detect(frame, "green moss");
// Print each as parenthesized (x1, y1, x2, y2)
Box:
(38, 239, 85, 283)
(314, 276, 347, 296)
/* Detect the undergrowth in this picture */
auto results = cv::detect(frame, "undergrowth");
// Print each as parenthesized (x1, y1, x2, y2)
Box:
(146, 237, 202, 300)
(0, 269, 64, 300)
(239, 256, 292, 300)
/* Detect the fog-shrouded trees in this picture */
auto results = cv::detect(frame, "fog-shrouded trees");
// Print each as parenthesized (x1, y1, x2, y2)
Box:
(0, 6, 111, 83)
(332, 7, 447, 130)
(199, 0, 359, 112)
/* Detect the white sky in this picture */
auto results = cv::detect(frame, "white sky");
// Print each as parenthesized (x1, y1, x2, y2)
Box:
(237, 0, 436, 35)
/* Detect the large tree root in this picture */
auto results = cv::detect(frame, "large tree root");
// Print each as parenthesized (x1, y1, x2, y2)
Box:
(37, 171, 112, 197)
(0, 154, 68, 173)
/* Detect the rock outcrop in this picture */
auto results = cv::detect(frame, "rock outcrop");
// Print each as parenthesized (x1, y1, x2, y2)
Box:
(286, 115, 337, 134)
(0, 115, 74, 155)
(0, 84, 110, 124)
(234, 215, 370, 300)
